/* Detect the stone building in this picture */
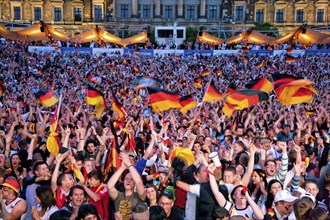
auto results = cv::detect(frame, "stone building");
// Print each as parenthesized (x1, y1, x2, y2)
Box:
(0, 0, 328, 31)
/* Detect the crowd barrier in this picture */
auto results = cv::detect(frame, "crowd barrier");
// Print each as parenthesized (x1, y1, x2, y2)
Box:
(27, 46, 330, 57)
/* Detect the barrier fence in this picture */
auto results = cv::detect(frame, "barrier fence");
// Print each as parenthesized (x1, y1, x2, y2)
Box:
(27, 46, 330, 57)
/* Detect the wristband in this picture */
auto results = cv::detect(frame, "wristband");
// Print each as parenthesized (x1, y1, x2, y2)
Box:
(207, 170, 215, 177)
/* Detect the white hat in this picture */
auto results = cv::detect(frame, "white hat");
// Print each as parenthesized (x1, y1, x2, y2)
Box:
(274, 190, 298, 203)
(300, 192, 316, 205)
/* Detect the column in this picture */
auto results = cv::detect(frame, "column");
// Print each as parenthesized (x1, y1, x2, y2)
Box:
(200, 0, 206, 18)
(131, 0, 138, 17)
(155, 0, 160, 18)
(177, 0, 183, 17)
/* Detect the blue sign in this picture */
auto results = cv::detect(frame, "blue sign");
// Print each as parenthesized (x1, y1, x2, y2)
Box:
(305, 49, 330, 55)
(249, 50, 273, 54)
(184, 50, 214, 56)
(78, 48, 92, 54)
(61, 47, 76, 55)
(123, 49, 154, 57)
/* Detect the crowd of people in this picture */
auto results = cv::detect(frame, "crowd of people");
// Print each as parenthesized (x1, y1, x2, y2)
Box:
(0, 39, 329, 220)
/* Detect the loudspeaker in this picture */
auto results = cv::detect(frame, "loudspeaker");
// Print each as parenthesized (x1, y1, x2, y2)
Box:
(40, 26, 44, 32)
(302, 28, 306, 34)
(199, 31, 203, 36)
(147, 33, 151, 38)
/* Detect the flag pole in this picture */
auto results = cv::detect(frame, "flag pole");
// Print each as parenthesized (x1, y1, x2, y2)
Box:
(54, 93, 63, 131)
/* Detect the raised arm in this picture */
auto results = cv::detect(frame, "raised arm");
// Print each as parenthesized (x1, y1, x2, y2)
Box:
(241, 142, 256, 186)
(208, 163, 227, 207)
(120, 151, 146, 200)
(107, 164, 126, 200)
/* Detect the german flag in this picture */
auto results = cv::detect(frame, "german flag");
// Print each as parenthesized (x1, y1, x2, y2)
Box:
(256, 60, 264, 68)
(305, 107, 316, 116)
(272, 74, 298, 89)
(147, 87, 181, 113)
(286, 47, 293, 55)
(213, 68, 222, 76)
(0, 84, 4, 95)
(86, 85, 105, 119)
(17, 96, 26, 108)
(243, 47, 250, 53)
(134, 49, 140, 55)
(225, 89, 269, 110)
(201, 69, 211, 76)
(193, 77, 202, 89)
(35, 90, 58, 107)
(38, 69, 43, 75)
(125, 131, 136, 153)
(245, 78, 274, 93)
(203, 81, 225, 103)
(179, 95, 197, 114)
(243, 56, 249, 63)
(222, 101, 237, 118)
(46, 107, 61, 156)
(71, 163, 84, 181)
(274, 79, 317, 106)
(134, 66, 140, 72)
(86, 73, 98, 84)
(286, 56, 296, 63)
(105, 137, 121, 172)
(112, 94, 127, 119)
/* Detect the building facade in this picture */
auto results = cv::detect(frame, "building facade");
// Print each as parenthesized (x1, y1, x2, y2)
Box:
(0, 0, 329, 31)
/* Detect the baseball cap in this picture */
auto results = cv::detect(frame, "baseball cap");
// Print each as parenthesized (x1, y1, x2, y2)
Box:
(2, 178, 19, 193)
(160, 186, 176, 201)
(274, 190, 297, 203)
(300, 192, 316, 205)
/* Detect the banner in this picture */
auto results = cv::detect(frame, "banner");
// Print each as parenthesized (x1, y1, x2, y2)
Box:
(123, 49, 154, 57)
(154, 49, 184, 56)
(184, 50, 213, 56)
(249, 50, 273, 54)
(305, 49, 330, 55)
(93, 48, 123, 56)
(213, 50, 239, 56)
(28, 46, 57, 53)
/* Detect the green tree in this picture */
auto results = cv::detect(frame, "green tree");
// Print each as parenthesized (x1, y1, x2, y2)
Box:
(184, 26, 199, 43)
(253, 22, 279, 37)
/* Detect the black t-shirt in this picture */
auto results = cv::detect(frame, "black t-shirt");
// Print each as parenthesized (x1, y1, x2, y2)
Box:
(168, 206, 184, 220)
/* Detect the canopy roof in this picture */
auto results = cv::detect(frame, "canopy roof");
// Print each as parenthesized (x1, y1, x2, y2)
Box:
(0, 26, 13, 39)
(197, 32, 224, 45)
(122, 31, 148, 47)
(14, 23, 67, 41)
(226, 29, 276, 44)
(71, 27, 123, 45)
(274, 27, 330, 44)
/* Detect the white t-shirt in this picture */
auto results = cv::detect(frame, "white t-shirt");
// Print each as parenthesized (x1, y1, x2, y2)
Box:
(224, 201, 254, 219)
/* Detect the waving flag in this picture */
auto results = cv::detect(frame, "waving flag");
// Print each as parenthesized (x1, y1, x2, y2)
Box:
(272, 74, 298, 89)
(245, 78, 274, 93)
(134, 66, 140, 72)
(243, 56, 249, 63)
(222, 101, 237, 118)
(203, 81, 225, 103)
(286, 47, 293, 55)
(225, 89, 269, 110)
(256, 60, 264, 68)
(179, 95, 197, 114)
(193, 77, 202, 88)
(201, 69, 211, 76)
(147, 87, 181, 113)
(35, 90, 58, 107)
(87, 74, 98, 84)
(286, 56, 296, 63)
(0, 84, 4, 95)
(47, 105, 61, 156)
(112, 94, 127, 119)
(86, 85, 105, 119)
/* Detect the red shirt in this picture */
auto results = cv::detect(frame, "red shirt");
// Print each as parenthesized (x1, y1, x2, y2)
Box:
(88, 184, 109, 220)
(55, 186, 70, 208)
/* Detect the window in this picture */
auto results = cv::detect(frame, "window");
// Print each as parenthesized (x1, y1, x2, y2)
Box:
(142, 5, 151, 18)
(74, 8, 82, 21)
(94, 5, 102, 20)
(256, 9, 263, 23)
(165, 5, 173, 19)
(235, 6, 243, 21)
(157, 30, 173, 38)
(177, 30, 184, 38)
(14, 6, 21, 20)
(187, 5, 195, 19)
(209, 5, 217, 19)
(317, 9, 324, 22)
(34, 7, 41, 20)
(276, 9, 283, 23)
(121, 5, 128, 18)
(54, 8, 61, 21)
(296, 9, 303, 22)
